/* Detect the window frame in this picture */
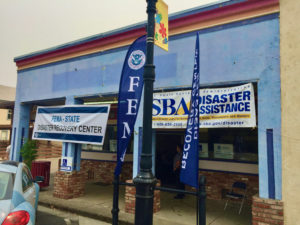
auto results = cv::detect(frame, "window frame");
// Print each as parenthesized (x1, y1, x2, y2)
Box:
(22, 166, 33, 193)
(7, 109, 12, 120)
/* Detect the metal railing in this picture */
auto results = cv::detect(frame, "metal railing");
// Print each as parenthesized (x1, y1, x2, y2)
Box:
(112, 175, 206, 225)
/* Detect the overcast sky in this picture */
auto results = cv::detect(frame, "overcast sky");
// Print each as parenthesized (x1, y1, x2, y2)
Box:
(0, 0, 221, 87)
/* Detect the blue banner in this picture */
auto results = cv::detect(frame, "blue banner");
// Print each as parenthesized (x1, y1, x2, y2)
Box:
(180, 33, 200, 188)
(114, 35, 146, 176)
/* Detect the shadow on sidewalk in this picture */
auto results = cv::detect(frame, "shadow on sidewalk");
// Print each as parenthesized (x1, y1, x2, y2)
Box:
(39, 181, 251, 225)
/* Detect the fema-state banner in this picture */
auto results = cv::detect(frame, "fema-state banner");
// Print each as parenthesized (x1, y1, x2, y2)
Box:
(32, 105, 110, 145)
(152, 83, 256, 128)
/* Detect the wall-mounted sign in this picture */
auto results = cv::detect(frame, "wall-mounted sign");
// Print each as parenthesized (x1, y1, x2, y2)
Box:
(152, 83, 256, 128)
(214, 143, 234, 159)
(60, 156, 73, 172)
(199, 143, 209, 158)
(32, 105, 110, 145)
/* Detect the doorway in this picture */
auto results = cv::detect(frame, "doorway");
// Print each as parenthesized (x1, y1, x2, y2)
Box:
(155, 130, 184, 187)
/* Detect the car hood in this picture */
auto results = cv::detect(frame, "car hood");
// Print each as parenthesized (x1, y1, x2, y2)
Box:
(0, 200, 12, 224)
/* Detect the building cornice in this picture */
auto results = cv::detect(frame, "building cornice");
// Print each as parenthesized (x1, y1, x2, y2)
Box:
(15, 0, 279, 70)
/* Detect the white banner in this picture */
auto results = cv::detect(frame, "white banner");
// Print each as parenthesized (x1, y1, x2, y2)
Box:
(32, 105, 110, 145)
(152, 83, 256, 128)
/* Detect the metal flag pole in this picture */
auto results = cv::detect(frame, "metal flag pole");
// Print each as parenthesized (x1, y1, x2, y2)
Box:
(133, 0, 157, 224)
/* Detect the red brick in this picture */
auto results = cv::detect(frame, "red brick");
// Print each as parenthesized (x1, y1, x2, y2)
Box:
(277, 211, 283, 216)
(53, 171, 85, 199)
(255, 202, 272, 208)
(124, 180, 161, 214)
(252, 196, 284, 225)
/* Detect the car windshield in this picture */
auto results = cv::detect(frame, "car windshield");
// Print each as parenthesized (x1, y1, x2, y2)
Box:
(0, 171, 14, 200)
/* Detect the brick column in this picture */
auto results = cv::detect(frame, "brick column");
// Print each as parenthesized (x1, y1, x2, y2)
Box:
(125, 180, 161, 214)
(252, 195, 284, 225)
(53, 171, 86, 199)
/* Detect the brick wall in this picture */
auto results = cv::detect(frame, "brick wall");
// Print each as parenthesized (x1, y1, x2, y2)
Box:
(252, 195, 284, 225)
(0, 140, 62, 161)
(52, 159, 132, 199)
(0, 141, 9, 160)
(36, 141, 62, 159)
(120, 163, 133, 182)
(81, 159, 133, 184)
(125, 180, 161, 214)
(53, 171, 85, 199)
(199, 171, 258, 203)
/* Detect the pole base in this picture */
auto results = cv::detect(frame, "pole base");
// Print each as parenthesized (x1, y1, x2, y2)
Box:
(133, 172, 157, 225)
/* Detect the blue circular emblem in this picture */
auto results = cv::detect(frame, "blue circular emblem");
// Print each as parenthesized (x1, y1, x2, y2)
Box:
(128, 50, 146, 70)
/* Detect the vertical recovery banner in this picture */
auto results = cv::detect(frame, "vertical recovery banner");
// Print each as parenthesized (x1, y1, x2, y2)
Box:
(180, 33, 200, 188)
(155, 0, 168, 51)
(114, 35, 146, 176)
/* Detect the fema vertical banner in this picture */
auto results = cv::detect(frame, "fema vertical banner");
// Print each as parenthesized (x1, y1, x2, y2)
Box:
(114, 36, 146, 176)
(155, 0, 168, 51)
(180, 33, 200, 188)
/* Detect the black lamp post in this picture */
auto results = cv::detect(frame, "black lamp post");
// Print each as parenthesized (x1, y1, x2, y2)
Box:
(133, 0, 157, 224)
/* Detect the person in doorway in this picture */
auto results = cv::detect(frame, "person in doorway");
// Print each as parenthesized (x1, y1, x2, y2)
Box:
(173, 144, 185, 199)
(6, 145, 11, 160)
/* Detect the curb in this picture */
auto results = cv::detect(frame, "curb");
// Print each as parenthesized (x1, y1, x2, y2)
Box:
(38, 201, 134, 225)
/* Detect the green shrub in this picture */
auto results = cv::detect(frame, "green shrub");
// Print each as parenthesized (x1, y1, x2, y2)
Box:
(20, 139, 38, 170)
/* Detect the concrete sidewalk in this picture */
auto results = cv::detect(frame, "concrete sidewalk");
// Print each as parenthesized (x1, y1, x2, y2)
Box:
(39, 182, 251, 225)
(38, 205, 111, 225)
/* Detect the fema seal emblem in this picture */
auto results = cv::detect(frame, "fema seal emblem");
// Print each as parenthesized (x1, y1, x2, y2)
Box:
(128, 50, 146, 70)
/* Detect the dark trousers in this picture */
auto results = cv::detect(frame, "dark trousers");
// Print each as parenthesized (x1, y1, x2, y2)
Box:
(174, 169, 185, 195)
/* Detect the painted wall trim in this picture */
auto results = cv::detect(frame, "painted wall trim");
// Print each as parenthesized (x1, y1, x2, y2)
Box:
(15, 0, 279, 71)
(199, 159, 258, 174)
(81, 151, 133, 162)
(199, 168, 258, 176)
(82, 150, 133, 155)
(10, 128, 16, 160)
(81, 158, 132, 163)
(267, 129, 276, 199)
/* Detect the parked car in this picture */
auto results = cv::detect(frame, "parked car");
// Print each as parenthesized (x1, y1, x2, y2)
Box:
(0, 161, 43, 225)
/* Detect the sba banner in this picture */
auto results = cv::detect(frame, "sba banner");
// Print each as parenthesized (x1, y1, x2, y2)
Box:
(32, 105, 110, 145)
(114, 35, 146, 176)
(152, 83, 256, 129)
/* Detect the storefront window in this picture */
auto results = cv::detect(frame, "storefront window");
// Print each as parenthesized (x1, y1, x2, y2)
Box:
(199, 128, 258, 163)
(156, 128, 258, 164)
(102, 125, 117, 152)
(0, 130, 9, 141)
(81, 125, 134, 153)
